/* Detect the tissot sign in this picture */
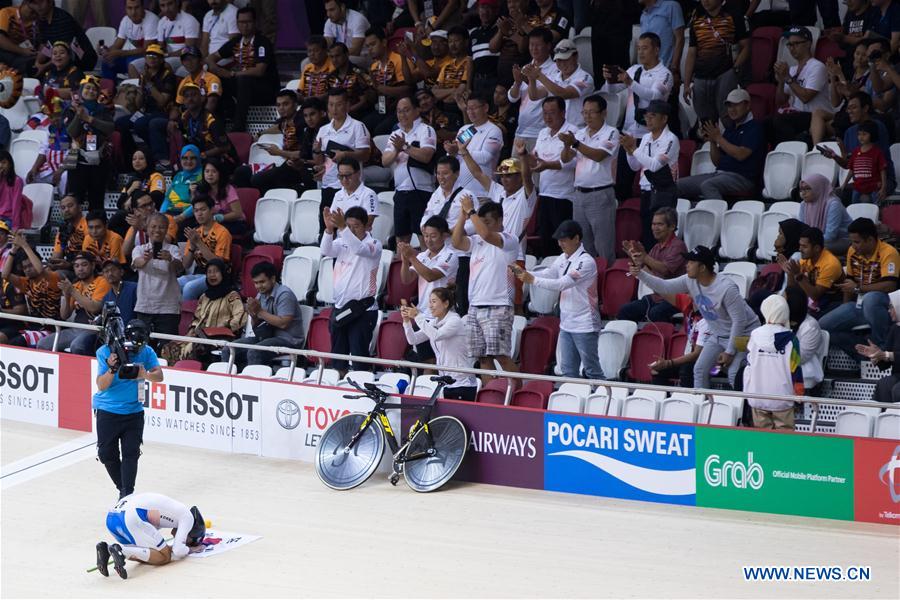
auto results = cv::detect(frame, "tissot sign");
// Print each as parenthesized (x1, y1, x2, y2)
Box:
(0, 347, 59, 427)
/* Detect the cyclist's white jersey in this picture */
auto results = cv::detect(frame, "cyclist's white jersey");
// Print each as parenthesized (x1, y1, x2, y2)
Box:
(106, 493, 196, 556)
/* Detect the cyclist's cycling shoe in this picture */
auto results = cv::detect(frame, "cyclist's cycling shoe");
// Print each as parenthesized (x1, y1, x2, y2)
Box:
(95, 541, 110, 577)
(109, 543, 128, 579)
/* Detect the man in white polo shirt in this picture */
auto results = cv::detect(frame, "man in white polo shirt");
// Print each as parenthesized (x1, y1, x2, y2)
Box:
(451, 198, 520, 383)
(323, 0, 370, 56)
(102, 0, 159, 80)
(420, 155, 479, 315)
(443, 93, 504, 199)
(600, 31, 673, 201)
(321, 205, 382, 373)
(509, 27, 560, 150)
(331, 158, 378, 229)
(459, 138, 535, 312)
(530, 39, 595, 128)
(155, 0, 200, 75)
(314, 87, 372, 235)
(200, 0, 239, 58)
(398, 215, 459, 361)
(382, 95, 437, 244)
(533, 96, 577, 258)
(560, 93, 620, 262)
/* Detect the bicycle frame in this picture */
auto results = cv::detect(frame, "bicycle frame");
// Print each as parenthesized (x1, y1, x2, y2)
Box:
(341, 377, 451, 465)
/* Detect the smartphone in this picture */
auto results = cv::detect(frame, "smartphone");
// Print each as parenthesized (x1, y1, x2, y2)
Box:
(815, 144, 832, 155)
(152, 241, 163, 259)
(457, 125, 477, 145)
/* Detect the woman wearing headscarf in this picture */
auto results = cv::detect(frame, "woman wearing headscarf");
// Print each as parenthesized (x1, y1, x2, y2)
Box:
(856, 289, 900, 404)
(749, 217, 805, 318)
(65, 75, 115, 211)
(797, 173, 852, 255)
(785, 285, 825, 394)
(159, 259, 247, 365)
(0, 150, 31, 230)
(160, 145, 203, 225)
(744, 294, 805, 430)
(109, 147, 166, 236)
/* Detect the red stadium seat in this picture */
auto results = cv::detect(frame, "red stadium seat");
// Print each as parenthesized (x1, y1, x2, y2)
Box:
(475, 388, 506, 405)
(627, 328, 667, 383)
(235, 187, 260, 229)
(668, 331, 687, 361)
(519, 323, 555, 374)
(227, 132, 253, 164)
(384, 259, 418, 309)
(173, 360, 203, 371)
(241, 245, 284, 298)
(882, 205, 900, 236)
(511, 389, 548, 409)
(747, 83, 776, 121)
(678, 139, 696, 179)
(601, 267, 637, 318)
(522, 379, 554, 398)
(642, 321, 675, 341)
(376, 320, 409, 361)
(814, 36, 845, 62)
(621, 197, 640, 211)
(750, 26, 781, 83)
(306, 308, 333, 362)
(595, 256, 607, 299)
(179, 300, 199, 335)
(229, 244, 242, 282)
(615, 206, 641, 258)
(531, 315, 560, 350)
(385, 310, 404, 323)
(611, 257, 631, 270)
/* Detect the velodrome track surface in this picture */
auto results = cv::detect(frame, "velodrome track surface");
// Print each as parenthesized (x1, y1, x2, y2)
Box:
(2, 420, 898, 599)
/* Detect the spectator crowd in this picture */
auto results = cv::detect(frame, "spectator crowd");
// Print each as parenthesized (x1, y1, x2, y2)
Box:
(1, 0, 899, 429)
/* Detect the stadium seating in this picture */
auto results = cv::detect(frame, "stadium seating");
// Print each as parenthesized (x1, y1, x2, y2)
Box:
(289, 196, 322, 245)
(614, 205, 642, 258)
(622, 395, 660, 420)
(835, 410, 874, 437)
(281, 254, 317, 303)
(755, 210, 792, 260)
(241, 245, 284, 298)
(601, 266, 637, 318)
(660, 396, 698, 423)
(242, 365, 273, 378)
(207, 362, 237, 374)
(375, 313, 409, 361)
(179, 300, 200, 336)
(173, 360, 203, 371)
(683, 199, 727, 249)
(690, 142, 714, 176)
(315, 257, 334, 304)
(253, 197, 290, 243)
(847, 203, 880, 224)
(384, 259, 417, 309)
(227, 132, 253, 164)
(597, 320, 637, 379)
(750, 26, 781, 83)
(763, 145, 803, 200)
(519, 322, 556, 375)
(20, 183, 53, 232)
(627, 327, 668, 383)
(11, 138, 40, 180)
(547, 391, 585, 413)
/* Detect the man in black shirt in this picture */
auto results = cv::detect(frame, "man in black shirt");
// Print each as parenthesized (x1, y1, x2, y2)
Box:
(28, 0, 97, 75)
(174, 83, 239, 174)
(826, 0, 875, 52)
(205, 6, 279, 132)
(471, 0, 500, 98)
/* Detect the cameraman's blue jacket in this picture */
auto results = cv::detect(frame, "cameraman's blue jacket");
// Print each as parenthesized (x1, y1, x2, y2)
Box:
(92, 345, 160, 414)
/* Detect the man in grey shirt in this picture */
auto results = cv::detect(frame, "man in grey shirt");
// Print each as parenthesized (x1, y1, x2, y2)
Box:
(132, 213, 184, 341)
(223, 260, 305, 367)
(628, 245, 759, 388)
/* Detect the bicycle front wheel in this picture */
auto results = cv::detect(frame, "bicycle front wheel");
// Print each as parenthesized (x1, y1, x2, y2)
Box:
(315, 413, 385, 490)
(403, 416, 468, 493)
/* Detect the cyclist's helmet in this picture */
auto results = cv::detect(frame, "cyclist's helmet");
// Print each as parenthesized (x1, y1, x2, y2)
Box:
(123, 319, 150, 351)
(185, 506, 206, 547)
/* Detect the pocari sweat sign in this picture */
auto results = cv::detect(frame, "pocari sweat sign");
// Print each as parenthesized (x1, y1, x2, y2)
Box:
(544, 413, 696, 506)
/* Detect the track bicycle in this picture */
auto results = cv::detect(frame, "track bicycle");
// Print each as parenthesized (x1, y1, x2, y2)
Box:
(314, 376, 468, 492)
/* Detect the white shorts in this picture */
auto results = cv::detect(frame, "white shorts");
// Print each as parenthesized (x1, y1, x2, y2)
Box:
(106, 507, 166, 549)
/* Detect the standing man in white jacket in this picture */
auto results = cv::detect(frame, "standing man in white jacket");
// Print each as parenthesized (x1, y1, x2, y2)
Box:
(321, 205, 382, 373)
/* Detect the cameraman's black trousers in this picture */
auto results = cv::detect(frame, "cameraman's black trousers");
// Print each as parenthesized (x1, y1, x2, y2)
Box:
(96, 409, 144, 499)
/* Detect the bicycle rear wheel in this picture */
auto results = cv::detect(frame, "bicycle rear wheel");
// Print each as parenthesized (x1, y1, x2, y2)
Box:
(315, 413, 385, 490)
(403, 416, 467, 492)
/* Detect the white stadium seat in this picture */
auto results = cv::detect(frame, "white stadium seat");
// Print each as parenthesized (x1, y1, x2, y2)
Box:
(874, 412, 900, 440)
(21, 183, 54, 231)
(802, 149, 838, 184)
(257, 133, 284, 147)
(249, 142, 286, 168)
(274, 366, 307, 382)
(548, 392, 585, 413)
(599, 89, 627, 129)
(11, 138, 40, 180)
(527, 265, 560, 315)
(660, 397, 698, 423)
(511, 315, 527, 361)
(207, 362, 237, 374)
(373, 135, 391, 152)
(719, 209, 757, 259)
(762, 151, 801, 199)
(266, 188, 298, 202)
(755, 210, 791, 260)
(622, 396, 660, 420)
(241, 365, 273, 378)
(316, 257, 334, 304)
(558, 382, 592, 398)
(834, 410, 873, 437)
(846, 203, 880, 224)
(281, 255, 317, 302)
(769, 201, 801, 218)
(597, 321, 637, 381)
(372, 192, 395, 246)
(690, 143, 715, 176)
(683, 206, 719, 249)
(574, 27, 593, 75)
(253, 197, 291, 243)
(698, 400, 739, 426)
(14, 129, 49, 145)
(584, 389, 628, 417)
(676, 197, 691, 238)
(289, 197, 322, 245)
(721, 262, 757, 298)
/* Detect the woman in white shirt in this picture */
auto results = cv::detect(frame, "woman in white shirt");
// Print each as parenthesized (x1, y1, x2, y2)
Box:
(785, 285, 824, 393)
(401, 286, 478, 401)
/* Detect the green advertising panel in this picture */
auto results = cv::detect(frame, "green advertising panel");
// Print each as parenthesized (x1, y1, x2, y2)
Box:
(695, 427, 854, 520)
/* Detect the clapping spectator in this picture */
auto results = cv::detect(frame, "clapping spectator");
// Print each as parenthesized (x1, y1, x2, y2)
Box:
(631, 244, 760, 388)
(744, 294, 805, 430)
(841, 120, 889, 203)
(0, 151, 29, 230)
(531, 97, 577, 257)
(65, 76, 115, 212)
(601, 32, 673, 202)
(618, 207, 686, 322)
(320, 205, 382, 373)
(381, 97, 438, 244)
(530, 39, 595, 128)
(513, 220, 602, 380)
(444, 93, 504, 199)
(451, 198, 520, 383)
(796, 174, 852, 254)
(819, 217, 900, 362)
(780, 226, 844, 317)
(122, 190, 178, 261)
(223, 261, 305, 368)
(509, 27, 560, 150)
(131, 213, 184, 340)
(559, 94, 619, 261)
(101, 0, 159, 80)
(810, 48, 871, 146)
(621, 99, 680, 248)
(179, 196, 233, 301)
(323, 0, 370, 56)
(769, 27, 832, 145)
(161, 258, 246, 365)
(37, 251, 109, 352)
(855, 289, 900, 403)
(402, 286, 478, 400)
(682, 0, 749, 125)
(331, 158, 378, 229)
(206, 6, 280, 133)
(677, 88, 764, 201)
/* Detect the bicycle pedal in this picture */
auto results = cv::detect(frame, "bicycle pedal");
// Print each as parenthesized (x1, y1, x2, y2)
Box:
(389, 473, 400, 486)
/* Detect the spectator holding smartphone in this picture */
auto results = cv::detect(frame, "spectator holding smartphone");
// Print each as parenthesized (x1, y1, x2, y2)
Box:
(131, 213, 184, 340)
(842, 120, 888, 203)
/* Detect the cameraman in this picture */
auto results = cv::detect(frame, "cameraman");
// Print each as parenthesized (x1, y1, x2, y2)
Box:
(93, 318, 163, 500)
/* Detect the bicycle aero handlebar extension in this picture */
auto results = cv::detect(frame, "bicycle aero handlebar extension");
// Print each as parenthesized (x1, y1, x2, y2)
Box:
(343, 375, 455, 400)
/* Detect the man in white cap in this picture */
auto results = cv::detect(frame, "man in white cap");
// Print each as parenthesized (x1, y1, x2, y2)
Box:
(527, 38, 595, 128)
(676, 88, 764, 200)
